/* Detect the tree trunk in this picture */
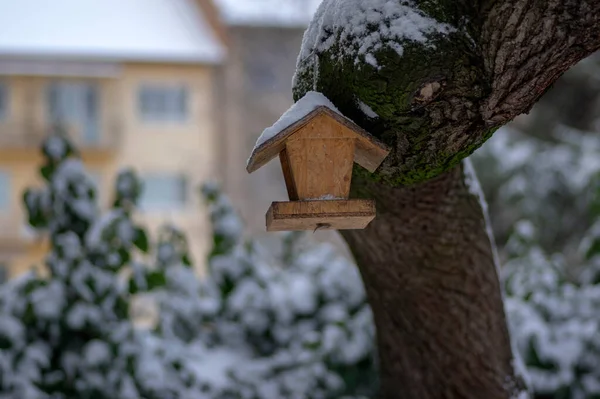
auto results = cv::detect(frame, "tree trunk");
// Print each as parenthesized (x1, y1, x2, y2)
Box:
(292, 0, 600, 397)
(342, 162, 524, 398)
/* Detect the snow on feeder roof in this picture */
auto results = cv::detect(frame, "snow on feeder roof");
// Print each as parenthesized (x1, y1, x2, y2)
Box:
(246, 91, 390, 232)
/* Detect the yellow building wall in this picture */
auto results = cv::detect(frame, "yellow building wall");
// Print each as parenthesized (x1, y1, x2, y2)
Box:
(118, 63, 218, 273)
(0, 62, 219, 278)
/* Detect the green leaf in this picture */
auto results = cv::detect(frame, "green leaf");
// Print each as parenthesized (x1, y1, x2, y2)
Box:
(590, 175, 600, 218)
(146, 270, 167, 290)
(40, 164, 55, 182)
(129, 269, 167, 294)
(133, 228, 150, 253)
(182, 254, 192, 267)
(23, 190, 46, 228)
(585, 238, 600, 260)
(128, 278, 142, 295)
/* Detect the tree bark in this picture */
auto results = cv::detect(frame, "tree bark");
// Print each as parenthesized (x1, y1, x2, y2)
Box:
(342, 163, 524, 398)
(292, 0, 600, 398)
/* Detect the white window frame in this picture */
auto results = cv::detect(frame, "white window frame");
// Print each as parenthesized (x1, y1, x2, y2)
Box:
(137, 84, 189, 123)
(46, 80, 101, 144)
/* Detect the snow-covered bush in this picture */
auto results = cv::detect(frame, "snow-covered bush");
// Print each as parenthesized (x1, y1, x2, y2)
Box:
(156, 183, 378, 399)
(474, 111, 600, 397)
(0, 132, 202, 399)
(502, 219, 600, 398)
(4, 108, 600, 399)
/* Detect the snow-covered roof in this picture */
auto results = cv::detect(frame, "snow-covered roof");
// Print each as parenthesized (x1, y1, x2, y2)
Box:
(247, 91, 389, 174)
(215, 0, 322, 27)
(254, 91, 341, 149)
(0, 0, 226, 64)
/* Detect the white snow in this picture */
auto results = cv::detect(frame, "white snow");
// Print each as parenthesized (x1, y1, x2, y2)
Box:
(463, 158, 502, 273)
(119, 376, 139, 399)
(116, 219, 136, 243)
(307, 194, 343, 200)
(252, 91, 342, 151)
(214, 212, 245, 238)
(30, 281, 65, 319)
(85, 210, 124, 248)
(464, 158, 536, 393)
(0, 0, 225, 64)
(44, 136, 68, 160)
(215, 0, 322, 27)
(187, 345, 249, 388)
(52, 158, 84, 187)
(287, 275, 318, 315)
(295, 0, 456, 85)
(0, 315, 25, 343)
(357, 99, 379, 119)
(84, 341, 111, 366)
(66, 303, 103, 329)
(116, 170, 136, 197)
(56, 232, 83, 260)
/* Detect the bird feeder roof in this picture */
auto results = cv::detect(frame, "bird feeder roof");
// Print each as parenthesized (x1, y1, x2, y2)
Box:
(246, 91, 390, 174)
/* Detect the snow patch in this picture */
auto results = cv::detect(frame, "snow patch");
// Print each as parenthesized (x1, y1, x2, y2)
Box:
(357, 100, 379, 118)
(44, 136, 68, 160)
(85, 210, 124, 248)
(215, 0, 322, 27)
(306, 194, 342, 200)
(463, 158, 502, 272)
(187, 345, 249, 388)
(251, 91, 342, 152)
(295, 0, 456, 85)
(0, 0, 225, 63)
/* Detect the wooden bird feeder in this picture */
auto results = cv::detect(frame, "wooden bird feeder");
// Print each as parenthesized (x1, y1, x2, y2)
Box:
(246, 92, 390, 232)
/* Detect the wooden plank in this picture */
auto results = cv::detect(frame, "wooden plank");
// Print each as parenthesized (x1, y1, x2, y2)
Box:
(246, 106, 390, 174)
(353, 135, 390, 173)
(279, 148, 298, 201)
(312, 108, 389, 172)
(292, 112, 357, 139)
(286, 136, 354, 200)
(266, 200, 376, 231)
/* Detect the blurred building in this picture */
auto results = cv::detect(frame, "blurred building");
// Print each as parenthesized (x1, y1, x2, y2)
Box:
(0, 0, 227, 278)
(215, 0, 321, 234)
(213, 0, 350, 255)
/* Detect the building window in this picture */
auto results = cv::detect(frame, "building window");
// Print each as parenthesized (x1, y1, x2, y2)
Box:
(0, 82, 8, 120)
(0, 171, 10, 211)
(138, 85, 188, 122)
(140, 174, 187, 211)
(47, 81, 100, 144)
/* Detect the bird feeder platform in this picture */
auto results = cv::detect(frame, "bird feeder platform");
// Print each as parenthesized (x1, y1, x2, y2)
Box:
(246, 92, 390, 232)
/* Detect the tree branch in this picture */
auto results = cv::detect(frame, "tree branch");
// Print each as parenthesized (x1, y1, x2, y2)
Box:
(481, 0, 600, 123)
